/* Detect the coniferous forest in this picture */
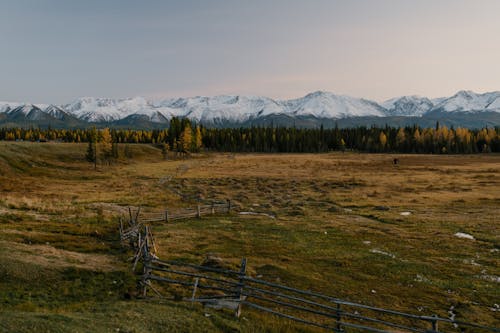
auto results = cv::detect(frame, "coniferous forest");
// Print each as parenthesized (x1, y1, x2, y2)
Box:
(1, 117, 499, 154)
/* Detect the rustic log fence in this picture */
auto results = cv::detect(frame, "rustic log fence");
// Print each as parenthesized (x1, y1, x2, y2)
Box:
(118, 206, 499, 333)
(137, 200, 231, 223)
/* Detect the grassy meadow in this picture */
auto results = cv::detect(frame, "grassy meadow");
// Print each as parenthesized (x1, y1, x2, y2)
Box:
(0, 141, 499, 332)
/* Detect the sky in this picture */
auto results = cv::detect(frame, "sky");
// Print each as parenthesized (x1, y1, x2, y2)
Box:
(1, 0, 500, 104)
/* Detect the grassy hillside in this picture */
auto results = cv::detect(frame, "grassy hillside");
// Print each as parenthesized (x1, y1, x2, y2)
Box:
(0, 142, 498, 332)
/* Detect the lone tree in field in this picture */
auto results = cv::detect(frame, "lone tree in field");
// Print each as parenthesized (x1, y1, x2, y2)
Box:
(179, 123, 192, 153)
(100, 128, 113, 164)
(86, 127, 98, 169)
(85, 140, 95, 163)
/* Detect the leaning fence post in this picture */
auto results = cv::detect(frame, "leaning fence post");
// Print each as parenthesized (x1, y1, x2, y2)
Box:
(135, 206, 141, 224)
(119, 217, 124, 240)
(128, 207, 133, 226)
(142, 225, 152, 297)
(431, 314, 439, 332)
(191, 277, 199, 304)
(235, 257, 247, 318)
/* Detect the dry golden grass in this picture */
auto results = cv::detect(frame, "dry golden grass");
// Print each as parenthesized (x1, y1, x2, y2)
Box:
(0, 240, 118, 271)
(0, 141, 499, 332)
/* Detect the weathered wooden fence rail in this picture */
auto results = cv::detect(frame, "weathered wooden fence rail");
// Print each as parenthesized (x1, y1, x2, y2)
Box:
(141, 258, 499, 333)
(138, 201, 231, 223)
(118, 206, 499, 333)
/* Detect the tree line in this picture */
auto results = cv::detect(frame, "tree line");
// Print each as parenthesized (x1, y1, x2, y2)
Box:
(202, 124, 500, 154)
(0, 120, 499, 154)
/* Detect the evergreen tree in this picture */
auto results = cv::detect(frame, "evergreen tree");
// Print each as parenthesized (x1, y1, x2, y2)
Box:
(88, 127, 98, 169)
(85, 141, 95, 163)
(112, 142, 119, 159)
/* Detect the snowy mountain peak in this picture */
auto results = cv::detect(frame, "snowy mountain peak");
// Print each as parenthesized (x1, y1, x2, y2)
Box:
(285, 91, 385, 118)
(455, 90, 476, 97)
(303, 90, 333, 98)
(432, 90, 500, 113)
(382, 95, 434, 116)
(43, 104, 71, 120)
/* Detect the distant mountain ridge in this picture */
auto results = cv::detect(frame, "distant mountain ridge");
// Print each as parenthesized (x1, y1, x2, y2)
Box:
(1, 90, 500, 128)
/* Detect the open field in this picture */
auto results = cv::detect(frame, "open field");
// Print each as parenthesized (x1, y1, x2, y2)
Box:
(0, 142, 499, 332)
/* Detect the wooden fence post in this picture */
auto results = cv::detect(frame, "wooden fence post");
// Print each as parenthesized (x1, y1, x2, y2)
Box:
(128, 207, 133, 225)
(148, 225, 157, 256)
(235, 257, 247, 318)
(336, 303, 342, 332)
(191, 277, 199, 303)
(227, 199, 231, 213)
(165, 209, 169, 222)
(135, 206, 141, 224)
(119, 217, 123, 240)
(142, 225, 152, 297)
(197, 205, 201, 218)
(133, 232, 142, 272)
(431, 314, 439, 332)
(211, 202, 215, 214)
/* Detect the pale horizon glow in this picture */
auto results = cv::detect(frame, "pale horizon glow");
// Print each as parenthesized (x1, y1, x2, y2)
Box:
(1, 0, 500, 104)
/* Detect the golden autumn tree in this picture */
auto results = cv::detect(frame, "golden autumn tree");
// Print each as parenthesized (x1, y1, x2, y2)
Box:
(193, 125, 202, 152)
(396, 128, 406, 149)
(100, 128, 113, 164)
(339, 138, 346, 152)
(179, 123, 192, 152)
(413, 128, 421, 144)
(161, 142, 170, 160)
(379, 131, 387, 151)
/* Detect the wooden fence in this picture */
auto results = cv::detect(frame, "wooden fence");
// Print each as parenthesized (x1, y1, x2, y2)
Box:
(118, 208, 499, 333)
(137, 201, 231, 223)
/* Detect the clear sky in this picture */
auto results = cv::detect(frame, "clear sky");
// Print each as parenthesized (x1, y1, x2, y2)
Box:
(1, 0, 500, 103)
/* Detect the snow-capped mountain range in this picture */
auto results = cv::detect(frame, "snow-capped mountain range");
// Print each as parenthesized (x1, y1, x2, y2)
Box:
(1, 90, 500, 128)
